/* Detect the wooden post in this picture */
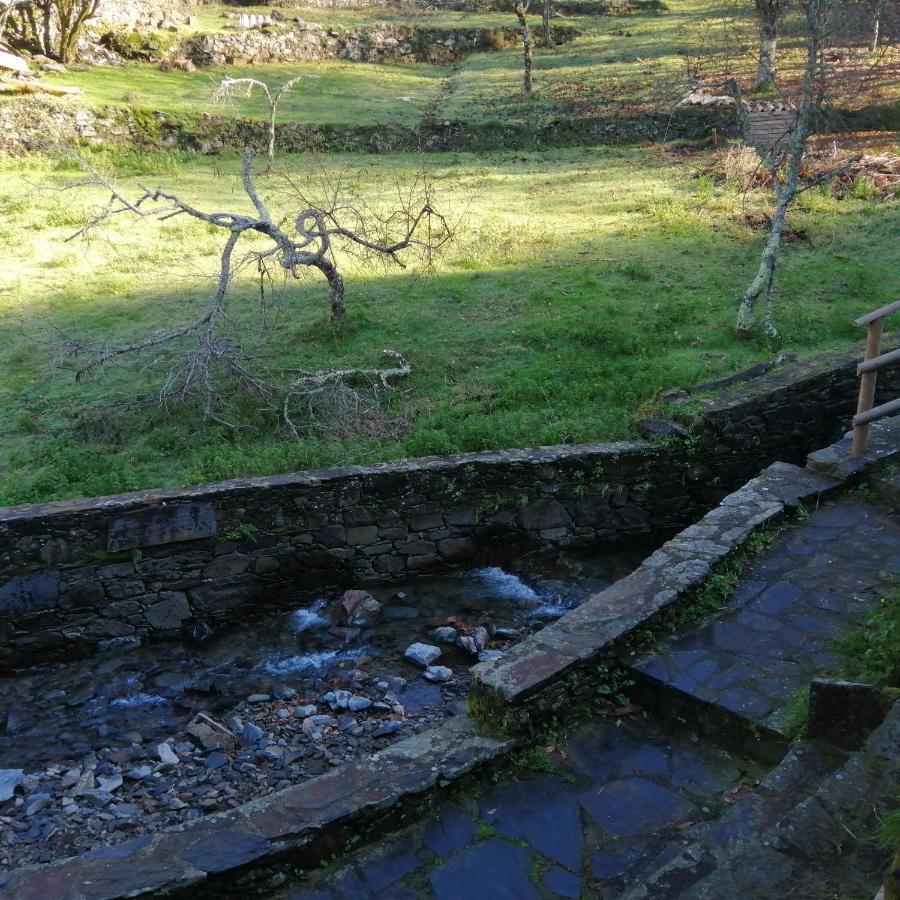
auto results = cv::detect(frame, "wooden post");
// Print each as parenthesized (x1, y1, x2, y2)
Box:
(852, 318, 884, 455)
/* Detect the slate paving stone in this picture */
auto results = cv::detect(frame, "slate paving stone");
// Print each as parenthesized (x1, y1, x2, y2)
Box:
(480, 775, 583, 871)
(542, 865, 582, 897)
(634, 500, 898, 733)
(429, 839, 540, 900)
(669, 747, 740, 794)
(358, 841, 424, 892)
(422, 805, 477, 857)
(591, 846, 644, 879)
(749, 582, 804, 615)
(618, 744, 670, 779)
(716, 686, 774, 718)
(579, 778, 694, 837)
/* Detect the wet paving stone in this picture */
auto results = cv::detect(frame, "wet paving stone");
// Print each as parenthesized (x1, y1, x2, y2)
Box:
(429, 838, 539, 900)
(633, 500, 899, 734)
(480, 775, 583, 870)
(579, 778, 694, 837)
(277, 716, 755, 899)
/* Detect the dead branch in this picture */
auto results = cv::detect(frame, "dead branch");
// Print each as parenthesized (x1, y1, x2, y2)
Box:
(57, 148, 452, 432)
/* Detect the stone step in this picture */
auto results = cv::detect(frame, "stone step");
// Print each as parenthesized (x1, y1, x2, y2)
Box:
(806, 414, 900, 480)
(618, 740, 844, 899)
(627, 499, 899, 761)
(646, 702, 900, 900)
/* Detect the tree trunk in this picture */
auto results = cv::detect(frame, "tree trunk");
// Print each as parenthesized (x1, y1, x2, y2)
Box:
(317, 257, 346, 320)
(754, 0, 781, 89)
(736, 0, 822, 338)
(870, 0, 883, 51)
(515, 3, 533, 97)
(266, 104, 277, 172)
(542, 0, 553, 48)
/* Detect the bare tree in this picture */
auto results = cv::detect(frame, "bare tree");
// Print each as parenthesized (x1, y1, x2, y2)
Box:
(542, 0, 553, 48)
(4, 0, 100, 63)
(59, 149, 453, 421)
(753, 0, 786, 89)
(733, 0, 867, 338)
(211, 75, 307, 172)
(514, 0, 534, 97)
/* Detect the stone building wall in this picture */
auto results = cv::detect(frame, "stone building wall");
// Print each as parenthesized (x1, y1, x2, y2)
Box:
(0, 342, 897, 671)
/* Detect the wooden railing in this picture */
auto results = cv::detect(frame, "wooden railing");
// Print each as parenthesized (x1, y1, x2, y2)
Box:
(852, 299, 900, 455)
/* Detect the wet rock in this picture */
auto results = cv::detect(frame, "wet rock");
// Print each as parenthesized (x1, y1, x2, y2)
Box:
(478, 650, 503, 664)
(324, 690, 352, 711)
(240, 723, 265, 747)
(293, 704, 317, 718)
(473, 626, 489, 651)
(82, 789, 113, 808)
(247, 694, 270, 704)
(374, 721, 404, 737)
(348, 695, 372, 712)
(493, 627, 521, 639)
(186, 713, 237, 751)
(404, 643, 441, 668)
(432, 626, 458, 644)
(457, 636, 478, 656)
(0, 769, 24, 802)
(24, 794, 51, 817)
(272, 686, 297, 701)
(424, 666, 453, 683)
(203, 751, 228, 770)
(157, 743, 179, 766)
(342, 590, 382, 627)
(97, 775, 122, 793)
(126, 765, 152, 780)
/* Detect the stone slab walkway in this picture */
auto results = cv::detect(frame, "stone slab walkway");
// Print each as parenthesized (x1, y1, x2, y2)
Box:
(632, 498, 899, 736)
(277, 715, 762, 900)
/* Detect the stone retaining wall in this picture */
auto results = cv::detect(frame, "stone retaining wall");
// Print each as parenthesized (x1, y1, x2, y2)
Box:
(180, 22, 577, 66)
(0, 96, 740, 156)
(0, 342, 897, 671)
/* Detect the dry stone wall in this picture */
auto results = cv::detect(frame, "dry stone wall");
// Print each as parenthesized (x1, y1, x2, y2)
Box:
(180, 22, 574, 66)
(0, 342, 898, 671)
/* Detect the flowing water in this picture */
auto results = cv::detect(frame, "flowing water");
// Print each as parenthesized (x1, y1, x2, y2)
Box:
(2, 545, 647, 770)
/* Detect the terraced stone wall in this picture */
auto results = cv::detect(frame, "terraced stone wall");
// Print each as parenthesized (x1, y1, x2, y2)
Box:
(0, 342, 897, 670)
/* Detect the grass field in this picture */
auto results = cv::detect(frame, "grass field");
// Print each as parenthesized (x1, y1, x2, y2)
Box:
(1, 143, 897, 505)
(47, 0, 898, 131)
(46, 61, 447, 127)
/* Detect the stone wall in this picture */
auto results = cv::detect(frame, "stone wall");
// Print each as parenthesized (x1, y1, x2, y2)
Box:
(94, 0, 193, 28)
(180, 22, 575, 66)
(0, 95, 741, 156)
(0, 342, 897, 671)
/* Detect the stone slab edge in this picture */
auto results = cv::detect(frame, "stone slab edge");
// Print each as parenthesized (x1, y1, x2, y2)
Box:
(470, 460, 843, 714)
(0, 715, 516, 900)
(807, 415, 900, 480)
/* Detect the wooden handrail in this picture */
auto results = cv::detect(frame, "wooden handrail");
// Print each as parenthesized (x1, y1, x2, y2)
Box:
(857, 346, 900, 375)
(852, 301, 899, 455)
(854, 397, 900, 428)
(854, 299, 900, 328)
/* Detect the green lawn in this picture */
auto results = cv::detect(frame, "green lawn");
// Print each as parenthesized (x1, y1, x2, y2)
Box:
(0, 144, 897, 505)
(45, 61, 448, 127)
(52, 0, 898, 133)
